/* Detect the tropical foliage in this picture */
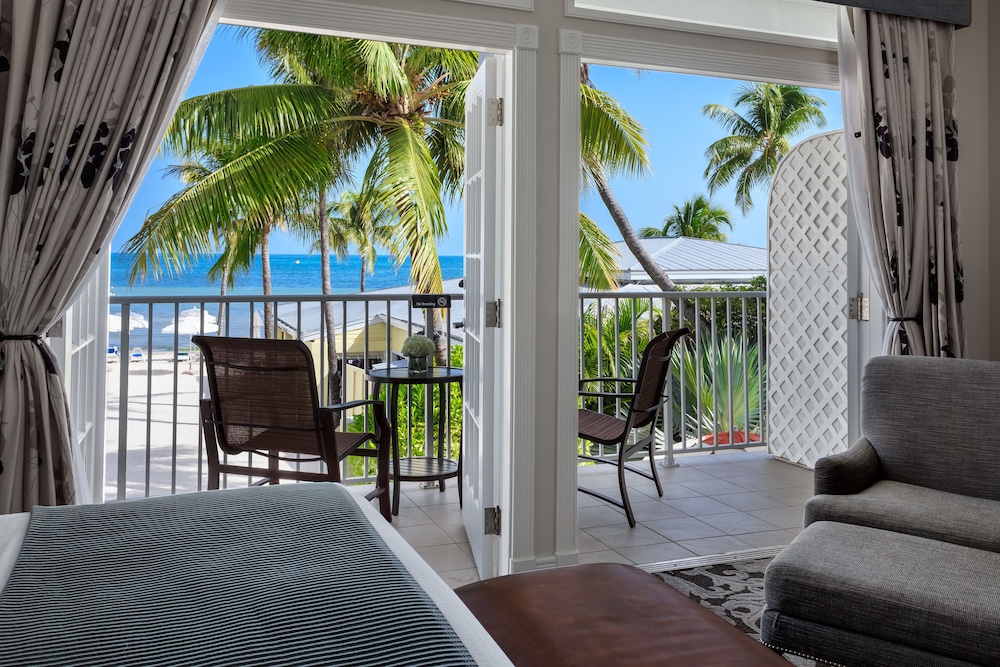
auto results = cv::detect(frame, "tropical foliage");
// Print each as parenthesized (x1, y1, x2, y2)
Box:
(640, 194, 732, 241)
(346, 346, 464, 478)
(320, 185, 396, 292)
(670, 338, 764, 445)
(579, 298, 664, 406)
(703, 82, 827, 214)
(686, 275, 767, 345)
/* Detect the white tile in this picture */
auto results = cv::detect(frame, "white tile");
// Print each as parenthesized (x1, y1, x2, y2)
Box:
(395, 523, 455, 548)
(413, 543, 476, 573)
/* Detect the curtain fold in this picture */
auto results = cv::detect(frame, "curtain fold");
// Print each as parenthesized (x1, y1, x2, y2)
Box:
(0, 0, 223, 513)
(838, 7, 966, 358)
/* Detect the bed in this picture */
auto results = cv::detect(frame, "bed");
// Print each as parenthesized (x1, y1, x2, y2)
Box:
(0, 483, 512, 666)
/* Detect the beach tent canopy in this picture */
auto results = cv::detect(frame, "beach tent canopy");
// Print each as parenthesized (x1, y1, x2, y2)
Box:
(163, 309, 220, 336)
(108, 312, 149, 333)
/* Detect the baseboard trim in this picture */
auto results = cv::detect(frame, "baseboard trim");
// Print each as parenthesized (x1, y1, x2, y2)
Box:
(637, 545, 786, 573)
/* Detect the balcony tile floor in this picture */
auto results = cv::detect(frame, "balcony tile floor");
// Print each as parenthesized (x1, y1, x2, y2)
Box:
(386, 448, 812, 587)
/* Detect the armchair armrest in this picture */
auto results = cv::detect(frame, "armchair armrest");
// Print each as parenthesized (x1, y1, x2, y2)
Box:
(813, 438, 881, 495)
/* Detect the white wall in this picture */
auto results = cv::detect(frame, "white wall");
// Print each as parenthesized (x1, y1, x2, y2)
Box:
(955, 0, 991, 360)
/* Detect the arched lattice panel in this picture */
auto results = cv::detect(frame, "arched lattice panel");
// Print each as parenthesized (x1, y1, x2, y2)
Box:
(767, 131, 849, 468)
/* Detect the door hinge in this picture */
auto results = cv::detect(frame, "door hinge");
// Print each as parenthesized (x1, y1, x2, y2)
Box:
(485, 299, 502, 328)
(484, 506, 501, 536)
(487, 98, 503, 126)
(849, 293, 870, 321)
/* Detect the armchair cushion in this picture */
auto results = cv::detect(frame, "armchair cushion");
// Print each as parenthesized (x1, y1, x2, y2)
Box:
(861, 356, 1000, 501)
(805, 480, 1000, 552)
(812, 438, 880, 495)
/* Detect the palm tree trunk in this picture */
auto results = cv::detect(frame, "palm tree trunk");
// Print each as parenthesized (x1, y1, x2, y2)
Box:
(593, 169, 677, 292)
(433, 309, 448, 367)
(592, 170, 713, 336)
(261, 226, 274, 339)
(359, 256, 366, 293)
(318, 185, 341, 407)
(218, 259, 229, 336)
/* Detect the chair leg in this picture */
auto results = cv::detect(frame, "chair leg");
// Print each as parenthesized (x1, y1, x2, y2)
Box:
(377, 439, 391, 522)
(200, 399, 221, 491)
(648, 442, 663, 497)
(371, 402, 393, 521)
(617, 460, 636, 528)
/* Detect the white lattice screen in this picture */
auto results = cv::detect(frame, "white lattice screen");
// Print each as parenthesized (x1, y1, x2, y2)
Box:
(767, 131, 850, 468)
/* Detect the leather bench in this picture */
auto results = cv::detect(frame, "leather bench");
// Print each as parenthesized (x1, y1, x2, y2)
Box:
(455, 562, 789, 666)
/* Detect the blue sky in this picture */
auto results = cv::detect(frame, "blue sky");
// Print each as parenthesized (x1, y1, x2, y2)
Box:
(113, 27, 843, 256)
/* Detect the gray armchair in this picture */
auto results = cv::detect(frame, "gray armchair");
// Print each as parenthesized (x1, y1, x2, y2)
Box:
(805, 354, 1000, 552)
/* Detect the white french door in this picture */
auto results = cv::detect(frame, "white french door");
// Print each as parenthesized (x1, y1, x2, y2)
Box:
(462, 55, 504, 579)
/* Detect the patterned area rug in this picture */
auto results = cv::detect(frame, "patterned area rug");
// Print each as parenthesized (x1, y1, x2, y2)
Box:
(654, 558, 827, 667)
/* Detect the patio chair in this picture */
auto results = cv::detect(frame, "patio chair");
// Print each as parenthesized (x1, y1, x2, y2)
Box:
(192, 336, 391, 520)
(577, 328, 689, 528)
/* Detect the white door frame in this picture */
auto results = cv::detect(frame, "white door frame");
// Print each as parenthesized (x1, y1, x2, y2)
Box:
(462, 54, 505, 578)
(84, 0, 846, 573)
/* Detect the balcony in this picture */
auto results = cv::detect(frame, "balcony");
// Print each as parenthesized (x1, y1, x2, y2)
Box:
(97, 287, 811, 583)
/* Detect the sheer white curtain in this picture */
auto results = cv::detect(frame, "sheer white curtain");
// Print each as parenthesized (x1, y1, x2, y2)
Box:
(0, 0, 224, 513)
(838, 7, 965, 357)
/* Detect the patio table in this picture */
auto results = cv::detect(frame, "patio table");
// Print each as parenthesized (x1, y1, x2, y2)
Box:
(367, 366, 463, 515)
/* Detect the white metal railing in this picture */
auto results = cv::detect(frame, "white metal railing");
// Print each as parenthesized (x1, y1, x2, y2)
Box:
(106, 293, 463, 501)
(579, 290, 767, 467)
(101, 290, 766, 501)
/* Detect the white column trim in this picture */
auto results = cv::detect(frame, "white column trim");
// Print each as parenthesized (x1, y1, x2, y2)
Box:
(565, 0, 838, 50)
(555, 46, 582, 567)
(560, 29, 583, 54)
(506, 40, 539, 574)
(222, 0, 517, 51)
(450, 0, 534, 11)
(514, 23, 539, 49)
(580, 32, 839, 89)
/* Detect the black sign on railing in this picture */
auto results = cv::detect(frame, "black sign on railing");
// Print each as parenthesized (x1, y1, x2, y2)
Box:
(411, 294, 451, 309)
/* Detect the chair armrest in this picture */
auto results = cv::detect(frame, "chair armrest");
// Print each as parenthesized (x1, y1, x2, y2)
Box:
(326, 399, 385, 412)
(813, 438, 881, 495)
(579, 391, 633, 400)
(579, 377, 636, 390)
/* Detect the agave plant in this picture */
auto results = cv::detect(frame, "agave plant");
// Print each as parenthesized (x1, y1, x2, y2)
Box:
(670, 338, 765, 446)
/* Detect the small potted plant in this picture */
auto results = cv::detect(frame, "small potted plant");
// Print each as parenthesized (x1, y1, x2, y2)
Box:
(401, 334, 435, 374)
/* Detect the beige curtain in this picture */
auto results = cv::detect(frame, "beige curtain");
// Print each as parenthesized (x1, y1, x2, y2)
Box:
(839, 8, 966, 357)
(0, 0, 223, 513)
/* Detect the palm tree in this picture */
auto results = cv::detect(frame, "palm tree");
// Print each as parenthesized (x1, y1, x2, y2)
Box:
(325, 185, 396, 293)
(123, 143, 317, 339)
(703, 82, 827, 215)
(640, 195, 732, 241)
(131, 31, 476, 375)
(580, 65, 678, 292)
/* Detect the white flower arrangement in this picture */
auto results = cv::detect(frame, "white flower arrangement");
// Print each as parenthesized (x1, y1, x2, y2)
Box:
(401, 334, 435, 358)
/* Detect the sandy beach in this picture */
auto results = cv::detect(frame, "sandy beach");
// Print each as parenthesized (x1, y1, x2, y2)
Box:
(104, 352, 209, 501)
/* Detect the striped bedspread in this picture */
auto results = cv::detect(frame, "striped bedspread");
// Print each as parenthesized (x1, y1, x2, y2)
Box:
(0, 483, 484, 666)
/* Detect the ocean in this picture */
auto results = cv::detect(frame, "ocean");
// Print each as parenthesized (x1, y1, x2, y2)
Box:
(109, 253, 464, 352)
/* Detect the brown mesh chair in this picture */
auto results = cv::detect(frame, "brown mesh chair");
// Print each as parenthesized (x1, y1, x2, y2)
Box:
(578, 328, 688, 527)
(193, 336, 391, 520)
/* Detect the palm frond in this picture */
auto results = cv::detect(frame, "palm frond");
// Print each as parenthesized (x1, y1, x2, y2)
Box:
(579, 212, 620, 290)
(377, 120, 446, 293)
(164, 85, 343, 157)
(580, 83, 650, 181)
